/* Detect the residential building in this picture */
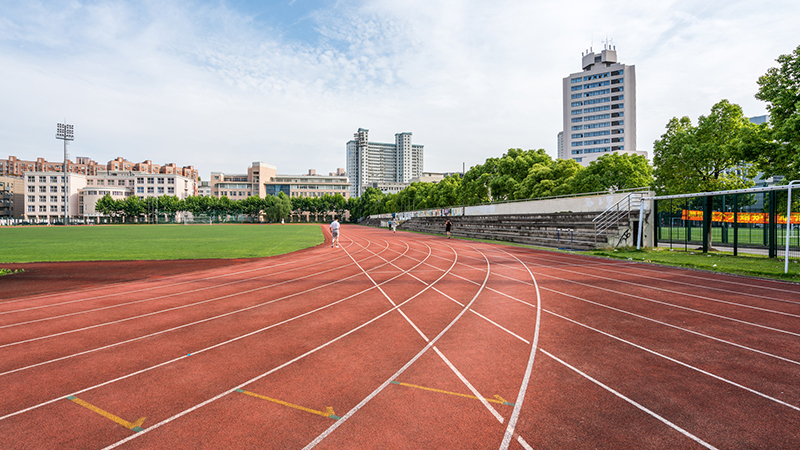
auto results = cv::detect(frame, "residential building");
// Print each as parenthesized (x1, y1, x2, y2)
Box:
(22, 171, 197, 223)
(264, 169, 350, 198)
(561, 45, 645, 166)
(209, 162, 277, 199)
(346, 128, 424, 197)
(1, 155, 198, 180)
(0, 175, 24, 222)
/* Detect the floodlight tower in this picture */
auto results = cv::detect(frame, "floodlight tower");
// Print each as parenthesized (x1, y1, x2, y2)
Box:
(56, 123, 74, 225)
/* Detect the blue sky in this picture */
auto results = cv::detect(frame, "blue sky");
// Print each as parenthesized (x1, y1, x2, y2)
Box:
(1, 0, 798, 179)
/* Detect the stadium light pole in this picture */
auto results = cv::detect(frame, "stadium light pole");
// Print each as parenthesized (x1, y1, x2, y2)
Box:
(55, 123, 74, 225)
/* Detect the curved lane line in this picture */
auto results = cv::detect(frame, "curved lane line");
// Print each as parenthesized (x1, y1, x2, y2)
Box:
(301, 245, 490, 450)
(497, 248, 541, 450)
(0, 232, 352, 307)
(0, 238, 360, 314)
(0, 237, 396, 374)
(347, 239, 507, 423)
(0, 241, 373, 328)
(0, 239, 389, 349)
(97, 232, 460, 450)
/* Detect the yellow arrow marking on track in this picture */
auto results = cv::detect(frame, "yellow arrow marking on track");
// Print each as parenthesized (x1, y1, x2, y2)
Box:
(236, 389, 340, 419)
(66, 396, 146, 432)
(390, 381, 515, 406)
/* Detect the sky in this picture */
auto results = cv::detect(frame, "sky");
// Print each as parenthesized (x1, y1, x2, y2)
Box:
(0, 0, 798, 180)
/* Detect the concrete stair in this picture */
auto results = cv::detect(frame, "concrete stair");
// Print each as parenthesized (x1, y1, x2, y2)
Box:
(363, 211, 639, 250)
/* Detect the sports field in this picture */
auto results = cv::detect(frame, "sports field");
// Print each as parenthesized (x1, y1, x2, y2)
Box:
(2, 224, 800, 449)
(0, 224, 323, 263)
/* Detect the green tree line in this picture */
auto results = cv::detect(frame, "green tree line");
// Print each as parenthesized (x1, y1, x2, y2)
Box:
(346, 150, 653, 219)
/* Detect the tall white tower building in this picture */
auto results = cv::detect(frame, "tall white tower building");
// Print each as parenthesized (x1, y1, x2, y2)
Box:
(561, 45, 645, 166)
(346, 128, 424, 197)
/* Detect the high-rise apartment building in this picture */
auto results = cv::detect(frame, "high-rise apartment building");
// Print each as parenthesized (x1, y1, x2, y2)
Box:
(346, 128, 424, 197)
(561, 46, 645, 166)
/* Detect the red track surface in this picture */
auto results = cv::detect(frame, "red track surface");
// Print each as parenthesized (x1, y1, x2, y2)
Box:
(2, 224, 800, 449)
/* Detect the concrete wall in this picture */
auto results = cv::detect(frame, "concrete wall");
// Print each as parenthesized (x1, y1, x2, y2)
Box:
(464, 191, 646, 216)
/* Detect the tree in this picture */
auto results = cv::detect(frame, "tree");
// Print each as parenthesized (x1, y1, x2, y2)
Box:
(747, 44, 800, 180)
(653, 100, 758, 195)
(653, 100, 759, 251)
(570, 153, 653, 194)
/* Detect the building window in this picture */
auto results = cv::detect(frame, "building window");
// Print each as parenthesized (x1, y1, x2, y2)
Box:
(39, 186, 47, 193)
(167, 178, 175, 184)
(158, 178, 164, 184)
(28, 205, 35, 212)
(157, 187, 164, 194)
(27, 176, 35, 182)
(571, 101, 583, 107)
(168, 187, 174, 194)
(571, 118, 583, 123)
(137, 177, 144, 184)
(137, 187, 144, 193)
(39, 176, 46, 182)
(39, 205, 46, 212)
(28, 195, 35, 202)
(28, 186, 35, 193)
(147, 187, 154, 193)
(571, 125, 583, 131)
(571, 133, 583, 139)
(147, 177, 154, 184)
(50, 195, 58, 202)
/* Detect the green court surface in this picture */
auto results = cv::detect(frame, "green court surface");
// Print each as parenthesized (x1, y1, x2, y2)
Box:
(0, 224, 324, 263)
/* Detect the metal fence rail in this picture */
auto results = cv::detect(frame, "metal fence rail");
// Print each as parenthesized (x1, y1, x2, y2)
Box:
(652, 186, 800, 271)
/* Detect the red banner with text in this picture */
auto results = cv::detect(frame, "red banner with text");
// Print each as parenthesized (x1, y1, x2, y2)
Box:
(681, 210, 800, 224)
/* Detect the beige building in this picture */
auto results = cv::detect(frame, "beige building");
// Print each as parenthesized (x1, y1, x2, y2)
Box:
(22, 171, 197, 223)
(561, 45, 645, 166)
(209, 162, 277, 199)
(1, 155, 198, 180)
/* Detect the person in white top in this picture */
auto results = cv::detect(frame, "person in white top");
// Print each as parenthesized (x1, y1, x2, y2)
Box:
(330, 218, 340, 248)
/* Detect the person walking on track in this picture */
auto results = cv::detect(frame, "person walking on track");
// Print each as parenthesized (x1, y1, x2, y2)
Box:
(391, 219, 397, 233)
(445, 218, 452, 239)
(330, 218, 340, 248)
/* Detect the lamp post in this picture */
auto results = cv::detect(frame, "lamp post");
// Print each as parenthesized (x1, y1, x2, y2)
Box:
(55, 123, 74, 225)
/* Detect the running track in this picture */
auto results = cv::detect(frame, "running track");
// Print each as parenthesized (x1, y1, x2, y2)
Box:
(2, 224, 800, 449)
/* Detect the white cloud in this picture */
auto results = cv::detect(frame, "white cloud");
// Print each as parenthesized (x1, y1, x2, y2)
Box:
(0, 0, 797, 179)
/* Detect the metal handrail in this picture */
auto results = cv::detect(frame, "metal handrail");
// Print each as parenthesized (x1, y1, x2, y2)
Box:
(593, 191, 647, 237)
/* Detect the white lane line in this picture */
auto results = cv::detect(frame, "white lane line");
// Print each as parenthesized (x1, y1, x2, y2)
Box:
(100, 234, 464, 450)
(543, 257, 800, 306)
(540, 350, 718, 450)
(433, 346, 505, 424)
(0, 239, 359, 311)
(447, 274, 718, 450)
(0, 248, 367, 329)
(540, 286, 800, 367)
(0, 242, 415, 419)
(516, 257, 800, 318)
(351, 240, 506, 423)
(476, 263, 800, 339)
(512, 248, 800, 296)
(498, 249, 541, 450)
(301, 247, 491, 450)
(517, 435, 534, 450)
(470, 275, 800, 413)
(546, 309, 800, 413)
(0, 240, 391, 349)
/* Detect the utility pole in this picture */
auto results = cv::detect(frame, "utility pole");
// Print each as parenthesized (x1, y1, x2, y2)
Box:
(56, 123, 74, 225)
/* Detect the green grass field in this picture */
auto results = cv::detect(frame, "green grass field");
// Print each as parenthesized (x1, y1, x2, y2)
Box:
(0, 224, 324, 263)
